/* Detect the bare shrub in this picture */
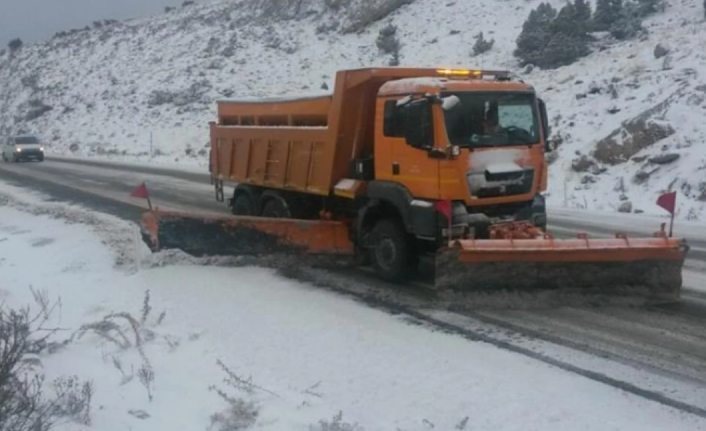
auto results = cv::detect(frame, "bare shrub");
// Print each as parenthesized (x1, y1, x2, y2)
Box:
(344, 0, 414, 34)
(25, 100, 54, 121)
(593, 120, 674, 165)
(0, 291, 94, 431)
(147, 80, 212, 108)
(208, 397, 258, 431)
(472, 31, 494, 56)
(207, 359, 278, 431)
(8, 38, 23, 52)
(21, 74, 39, 90)
(212, 360, 278, 398)
(376, 23, 401, 65)
(70, 290, 162, 402)
(571, 154, 595, 172)
(309, 411, 364, 431)
(137, 364, 154, 402)
(323, 0, 347, 11)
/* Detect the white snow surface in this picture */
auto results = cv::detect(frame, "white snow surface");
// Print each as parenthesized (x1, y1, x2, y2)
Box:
(1, 0, 705, 219)
(2, 180, 706, 430)
(485, 162, 525, 175)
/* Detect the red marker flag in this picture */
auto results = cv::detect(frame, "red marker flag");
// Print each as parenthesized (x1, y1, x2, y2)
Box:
(130, 182, 149, 199)
(434, 199, 452, 220)
(130, 182, 153, 210)
(656, 191, 676, 214)
(434, 199, 453, 241)
(656, 191, 676, 237)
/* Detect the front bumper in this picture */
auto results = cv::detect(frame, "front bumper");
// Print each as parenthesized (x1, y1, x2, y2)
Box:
(15, 149, 44, 159)
(443, 194, 547, 240)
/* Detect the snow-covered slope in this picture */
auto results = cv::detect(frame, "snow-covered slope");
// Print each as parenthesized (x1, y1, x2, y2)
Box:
(1, 0, 705, 219)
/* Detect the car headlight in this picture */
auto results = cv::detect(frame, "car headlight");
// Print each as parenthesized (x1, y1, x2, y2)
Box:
(15, 148, 21, 152)
(40, 146, 44, 151)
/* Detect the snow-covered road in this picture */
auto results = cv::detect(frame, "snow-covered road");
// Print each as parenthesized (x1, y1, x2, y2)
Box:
(2, 177, 706, 431)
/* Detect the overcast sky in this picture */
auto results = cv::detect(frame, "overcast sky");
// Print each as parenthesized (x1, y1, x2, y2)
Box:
(0, 0, 187, 48)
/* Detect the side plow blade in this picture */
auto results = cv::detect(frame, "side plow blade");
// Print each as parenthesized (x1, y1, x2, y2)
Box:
(435, 233, 689, 304)
(139, 210, 355, 258)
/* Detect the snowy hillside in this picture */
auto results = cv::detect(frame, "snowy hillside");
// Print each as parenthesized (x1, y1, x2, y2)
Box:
(1, 0, 705, 220)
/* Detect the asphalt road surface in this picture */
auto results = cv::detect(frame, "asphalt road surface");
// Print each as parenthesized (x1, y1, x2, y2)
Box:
(2, 155, 706, 415)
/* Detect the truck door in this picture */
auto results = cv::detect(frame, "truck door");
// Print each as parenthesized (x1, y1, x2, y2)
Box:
(378, 98, 440, 200)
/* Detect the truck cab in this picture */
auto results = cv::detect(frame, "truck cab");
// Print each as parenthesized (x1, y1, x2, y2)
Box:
(363, 69, 550, 243)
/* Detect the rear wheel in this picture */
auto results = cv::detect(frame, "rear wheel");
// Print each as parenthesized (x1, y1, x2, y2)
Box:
(261, 198, 291, 218)
(231, 194, 254, 216)
(371, 218, 414, 282)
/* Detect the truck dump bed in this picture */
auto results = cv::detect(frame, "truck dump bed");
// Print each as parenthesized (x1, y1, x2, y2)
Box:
(211, 94, 334, 195)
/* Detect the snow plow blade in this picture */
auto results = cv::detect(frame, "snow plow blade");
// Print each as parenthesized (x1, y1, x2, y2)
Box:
(435, 228, 689, 304)
(139, 210, 355, 258)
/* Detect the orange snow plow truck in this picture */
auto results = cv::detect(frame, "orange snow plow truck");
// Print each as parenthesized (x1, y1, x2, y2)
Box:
(140, 67, 688, 303)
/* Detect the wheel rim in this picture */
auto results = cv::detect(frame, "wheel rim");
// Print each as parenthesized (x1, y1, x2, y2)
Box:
(375, 237, 397, 271)
(262, 200, 290, 218)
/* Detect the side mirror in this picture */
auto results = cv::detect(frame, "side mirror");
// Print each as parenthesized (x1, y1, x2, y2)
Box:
(402, 99, 433, 150)
(538, 98, 551, 152)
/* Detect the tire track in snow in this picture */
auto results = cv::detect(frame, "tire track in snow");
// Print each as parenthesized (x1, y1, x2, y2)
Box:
(285, 265, 706, 420)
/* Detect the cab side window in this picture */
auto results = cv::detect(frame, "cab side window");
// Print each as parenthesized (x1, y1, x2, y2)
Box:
(383, 100, 404, 138)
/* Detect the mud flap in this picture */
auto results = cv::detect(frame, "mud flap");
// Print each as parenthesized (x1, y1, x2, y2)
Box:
(435, 235, 689, 304)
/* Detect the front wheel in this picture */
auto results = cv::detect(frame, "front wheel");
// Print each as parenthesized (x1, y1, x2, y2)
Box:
(370, 218, 413, 282)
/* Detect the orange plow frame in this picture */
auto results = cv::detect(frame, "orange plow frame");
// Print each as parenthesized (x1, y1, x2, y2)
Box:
(139, 211, 688, 303)
(139, 210, 356, 257)
(435, 223, 689, 303)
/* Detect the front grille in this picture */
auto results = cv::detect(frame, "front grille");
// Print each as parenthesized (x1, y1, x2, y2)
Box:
(471, 168, 534, 199)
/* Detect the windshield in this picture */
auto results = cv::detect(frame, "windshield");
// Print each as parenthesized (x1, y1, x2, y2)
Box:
(15, 136, 40, 144)
(441, 92, 540, 147)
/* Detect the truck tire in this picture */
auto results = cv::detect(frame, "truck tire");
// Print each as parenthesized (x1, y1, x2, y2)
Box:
(232, 194, 254, 216)
(371, 218, 412, 282)
(261, 198, 291, 218)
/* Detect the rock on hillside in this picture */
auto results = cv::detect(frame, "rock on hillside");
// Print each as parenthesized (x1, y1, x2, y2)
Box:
(1, 0, 705, 220)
